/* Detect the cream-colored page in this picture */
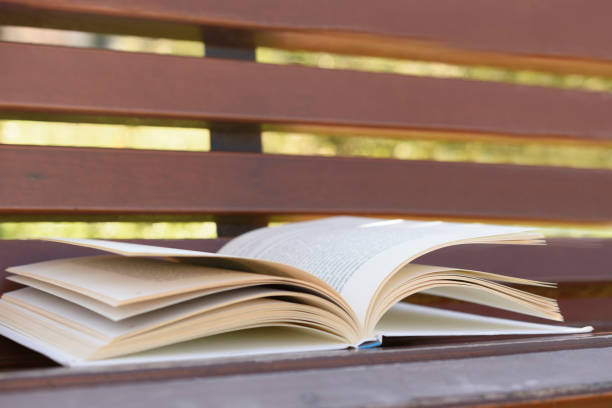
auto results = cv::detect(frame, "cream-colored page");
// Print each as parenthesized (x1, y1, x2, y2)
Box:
(42, 237, 336, 285)
(0, 312, 348, 368)
(7, 255, 296, 306)
(38, 238, 350, 314)
(7, 275, 224, 321)
(3, 286, 282, 341)
(218, 216, 535, 325)
(85, 326, 348, 368)
(369, 264, 561, 325)
(421, 286, 556, 319)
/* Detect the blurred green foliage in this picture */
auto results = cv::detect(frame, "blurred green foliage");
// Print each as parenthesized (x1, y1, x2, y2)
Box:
(258, 47, 612, 92)
(0, 222, 216, 239)
(1, 26, 611, 239)
(0, 121, 209, 151)
(263, 132, 612, 169)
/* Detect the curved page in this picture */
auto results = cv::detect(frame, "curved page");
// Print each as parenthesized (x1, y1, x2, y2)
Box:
(219, 216, 538, 325)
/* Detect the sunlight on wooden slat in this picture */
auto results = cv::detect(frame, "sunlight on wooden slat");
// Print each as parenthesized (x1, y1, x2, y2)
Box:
(0, 25, 203, 56)
(0, 121, 209, 151)
(257, 47, 612, 92)
(262, 132, 612, 170)
(0, 222, 217, 239)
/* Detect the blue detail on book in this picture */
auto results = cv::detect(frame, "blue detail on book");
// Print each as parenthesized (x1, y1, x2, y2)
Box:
(358, 340, 382, 349)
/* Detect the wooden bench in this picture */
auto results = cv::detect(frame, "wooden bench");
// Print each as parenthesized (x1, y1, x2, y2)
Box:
(1, 1, 612, 406)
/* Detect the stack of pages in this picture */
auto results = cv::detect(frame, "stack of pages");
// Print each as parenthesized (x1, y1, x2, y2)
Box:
(0, 217, 591, 366)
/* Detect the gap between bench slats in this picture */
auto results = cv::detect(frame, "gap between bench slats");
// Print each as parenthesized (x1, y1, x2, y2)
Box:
(2, 1, 612, 76)
(4, 42, 612, 143)
(2, 145, 612, 223)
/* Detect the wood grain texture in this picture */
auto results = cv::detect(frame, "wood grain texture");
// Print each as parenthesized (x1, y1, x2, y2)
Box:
(415, 238, 612, 283)
(2, 145, 612, 223)
(3, 1, 612, 75)
(1, 333, 611, 392)
(1, 344, 611, 407)
(4, 42, 612, 143)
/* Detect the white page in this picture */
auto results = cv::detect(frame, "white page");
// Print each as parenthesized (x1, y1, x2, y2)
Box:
(43, 238, 215, 257)
(219, 216, 536, 323)
(376, 303, 592, 337)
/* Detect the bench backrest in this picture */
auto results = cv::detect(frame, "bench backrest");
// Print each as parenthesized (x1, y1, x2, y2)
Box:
(3, 2, 612, 221)
(2, 1, 612, 277)
(2, 1, 612, 280)
(2, 3, 612, 405)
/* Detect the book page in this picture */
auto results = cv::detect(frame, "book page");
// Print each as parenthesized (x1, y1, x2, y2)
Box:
(422, 286, 559, 320)
(7, 275, 225, 321)
(375, 303, 592, 337)
(41, 237, 336, 285)
(43, 238, 216, 257)
(219, 216, 536, 323)
(1, 287, 357, 359)
(7, 255, 322, 306)
(3, 287, 283, 341)
(0, 320, 348, 367)
(92, 326, 348, 368)
(38, 238, 352, 317)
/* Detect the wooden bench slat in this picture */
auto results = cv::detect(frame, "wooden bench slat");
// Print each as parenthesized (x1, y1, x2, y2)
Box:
(1, 343, 611, 406)
(3, 1, 612, 75)
(4, 42, 612, 143)
(1, 331, 611, 392)
(2, 144, 612, 223)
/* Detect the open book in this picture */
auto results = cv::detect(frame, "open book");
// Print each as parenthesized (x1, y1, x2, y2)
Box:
(0, 216, 592, 366)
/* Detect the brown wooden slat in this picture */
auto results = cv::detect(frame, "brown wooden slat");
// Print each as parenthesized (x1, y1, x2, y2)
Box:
(1, 342, 611, 406)
(4, 42, 612, 143)
(416, 238, 612, 283)
(1, 332, 611, 392)
(2, 145, 612, 223)
(3, 1, 612, 76)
